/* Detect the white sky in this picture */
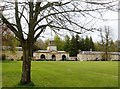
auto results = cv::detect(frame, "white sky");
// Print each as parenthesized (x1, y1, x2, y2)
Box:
(40, 10, 118, 42)
(1, 0, 119, 42)
(84, 11, 118, 42)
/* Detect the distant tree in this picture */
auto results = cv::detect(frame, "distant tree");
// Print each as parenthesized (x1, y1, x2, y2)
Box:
(54, 35, 64, 51)
(64, 35, 95, 55)
(89, 36, 95, 51)
(44, 39, 50, 49)
(64, 35, 71, 52)
(115, 40, 120, 52)
(2, 24, 20, 52)
(69, 35, 75, 56)
(99, 26, 112, 60)
(84, 36, 90, 51)
(108, 40, 117, 52)
(2, 24, 20, 61)
(69, 35, 79, 56)
(94, 40, 118, 52)
(34, 38, 45, 50)
(75, 34, 80, 50)
(79, 38, 85, 51)
(83, 36, 95, 51)
(74, 34, 80, 55)
(94, 42, 101, 51)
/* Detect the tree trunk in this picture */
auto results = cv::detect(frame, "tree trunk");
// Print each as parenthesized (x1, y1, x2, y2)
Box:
(20, 41, 32, 84)
(105, 42, 108, 61)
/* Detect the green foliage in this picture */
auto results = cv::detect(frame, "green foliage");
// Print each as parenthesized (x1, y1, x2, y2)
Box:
(34, 38, 46, 50)
(3, 34, 19, 47)
(64, 35, 71, 52)
(89, 36, 95, 51)
(44, 39, 50, 49)
(2, 61, 118, 87)
(84, 36, 90, 51)
(84, 36, 94, 51)
(94, 40, 118, 52)
(54, 35, 64, 51)
(69, 35, 76, 56)
(64, 35, 95, 56)
(79, 38, 85, 51)
(69, 35, 80, 56)
(2, 33, 20, 53)
(109, 40, 118, 52)
(94, 42, 101, 51)
(117, 40, 120, 52)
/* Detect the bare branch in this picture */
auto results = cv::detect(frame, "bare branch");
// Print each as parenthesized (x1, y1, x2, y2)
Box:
(33, 7, 106, 28)
(18, 10, 29, 24)
(85, 1, 118, 5)
(34, 26, 46, 41)
(49, 25, 82, 34)
(0, 13, 20, 40)
(15, 1, 24, 40)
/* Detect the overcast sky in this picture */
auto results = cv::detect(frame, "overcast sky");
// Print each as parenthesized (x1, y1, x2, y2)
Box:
(86, 10, 118, 42)
(40, 10, 118, 42)
(1, 0, 119, 42)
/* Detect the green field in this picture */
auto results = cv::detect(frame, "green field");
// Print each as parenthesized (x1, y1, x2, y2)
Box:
(2, 61, 118, 87)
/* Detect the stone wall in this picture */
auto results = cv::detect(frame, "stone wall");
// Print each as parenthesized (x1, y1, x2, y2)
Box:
(2, 51, 23, 61)
(2, 50, 119, 61)
(77, 51, 120, 61)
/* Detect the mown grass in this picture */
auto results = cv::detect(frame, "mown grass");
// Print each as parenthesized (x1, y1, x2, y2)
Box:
(2, 61, 118, 87)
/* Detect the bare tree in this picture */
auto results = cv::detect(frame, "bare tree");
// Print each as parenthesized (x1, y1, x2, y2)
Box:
(0, 0, 118, 85)
(99, 26, 112, 61)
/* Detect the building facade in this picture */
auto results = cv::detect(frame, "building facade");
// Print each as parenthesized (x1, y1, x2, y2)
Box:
(1, 44, 120, 61)
(77, 51, 120, 61)
(33, 39, 69, 61)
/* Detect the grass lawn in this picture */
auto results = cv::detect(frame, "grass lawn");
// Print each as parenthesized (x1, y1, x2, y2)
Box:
(2, 61, 118, 87)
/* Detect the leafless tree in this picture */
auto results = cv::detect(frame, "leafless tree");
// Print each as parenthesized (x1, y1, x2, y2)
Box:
(0, 0, 118, 85)
(99, 26, 113, 61)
